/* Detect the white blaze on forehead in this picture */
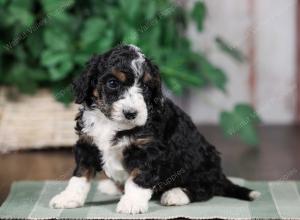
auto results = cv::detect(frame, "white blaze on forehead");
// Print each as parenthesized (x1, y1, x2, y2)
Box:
(129, 44, 145, 77)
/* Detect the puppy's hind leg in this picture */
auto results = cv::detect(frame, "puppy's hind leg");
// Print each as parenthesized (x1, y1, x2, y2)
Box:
(50, 138, 102, 209)
(160, 187, 190, 206)
(98, 179, 122, 196)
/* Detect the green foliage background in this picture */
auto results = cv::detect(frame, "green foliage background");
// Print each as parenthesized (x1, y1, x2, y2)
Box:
(0, 0, 260, 145)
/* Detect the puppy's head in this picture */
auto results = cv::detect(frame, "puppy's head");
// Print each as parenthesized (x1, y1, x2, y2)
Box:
(73, 44, 163, 127)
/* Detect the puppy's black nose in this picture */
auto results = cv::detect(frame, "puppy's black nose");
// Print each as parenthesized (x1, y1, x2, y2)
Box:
(123, 109, 137, 120)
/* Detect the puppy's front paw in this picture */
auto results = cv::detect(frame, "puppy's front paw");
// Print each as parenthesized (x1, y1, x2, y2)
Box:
(116, 195, 148, 214)
(49, 190, 85, 209)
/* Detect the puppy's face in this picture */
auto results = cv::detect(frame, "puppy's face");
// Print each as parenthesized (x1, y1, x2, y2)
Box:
(73, 45, 163, 127)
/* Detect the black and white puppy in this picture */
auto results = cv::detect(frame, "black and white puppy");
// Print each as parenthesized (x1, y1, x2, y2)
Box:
(49, 44, 260, 214)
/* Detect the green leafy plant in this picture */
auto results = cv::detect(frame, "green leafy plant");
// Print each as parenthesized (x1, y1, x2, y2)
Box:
(0, 0, 260, 145)
(220, 104, 261, 146)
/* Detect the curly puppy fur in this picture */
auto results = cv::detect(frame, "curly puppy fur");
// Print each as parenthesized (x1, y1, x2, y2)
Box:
(49, 44, 259, 214)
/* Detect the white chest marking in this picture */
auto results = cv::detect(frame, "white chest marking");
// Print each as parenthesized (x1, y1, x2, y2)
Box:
(82, 109, 133, 183)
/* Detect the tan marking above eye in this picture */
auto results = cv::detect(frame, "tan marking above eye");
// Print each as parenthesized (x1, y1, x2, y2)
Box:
(112, 68, 126, 82)
(93, 89, 99, 97)
(143, 72, 152, 82)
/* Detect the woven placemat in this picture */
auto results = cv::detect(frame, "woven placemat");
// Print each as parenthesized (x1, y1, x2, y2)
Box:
(1, 178, 300, 220)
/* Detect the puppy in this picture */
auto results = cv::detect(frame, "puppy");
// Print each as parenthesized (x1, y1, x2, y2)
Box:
(50, 44, 260, 214)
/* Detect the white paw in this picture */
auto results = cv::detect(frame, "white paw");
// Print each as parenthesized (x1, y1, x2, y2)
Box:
(161, 188, 190, 206)
(49, 190, 85, 209)
(249, 191, 261, 200)
(116, 195, 148, 214)
(98, 179, 122, 196)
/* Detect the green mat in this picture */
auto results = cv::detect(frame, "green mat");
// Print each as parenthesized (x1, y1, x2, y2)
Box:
(1, 178, 300, 220)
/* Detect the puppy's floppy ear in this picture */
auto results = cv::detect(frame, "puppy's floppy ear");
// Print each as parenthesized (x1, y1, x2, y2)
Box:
(145, 58, 164, 108)
(72, 55, 103, 104)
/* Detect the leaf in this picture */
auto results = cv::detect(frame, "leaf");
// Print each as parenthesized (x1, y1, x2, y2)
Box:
(0, 0, 7, 6)
(81, 29, 114, 54)
(162, 66, 205, 88)
(41, 50, 73, 81)
(145, 1, 157, 20)
(42, 0, 74, 12)
(98, 29, 114, 50)
(219, 112, 233, 137)
(14, 47, 27, 62)
(120, 0, 140, 21)
(52, 83, 73, 105)
(164, 77, 183, 95)
(239, 124, 259, 146)
(50, 12, 74, 27)
(80, 18, 106, 48)
(6, 64, 38, 94)
(180, 71, 205, 87)
(73, 53, 90, 65)
(220, 104, 260, 146)
(140, 24, 161, 49)
(48, 60, 73, 81)
(26, 31, 44, 59)
(199, 57, 227, 91)
(235, 104, 261, 123)
(28, 68, 49, 82)
(191, 1, 206, 31)
(215, 37, 246, 63)
(7, 1, 34, 27)
(41, 50, 71, 67)
(44, 27, 70, 51)
(162, 19, 176, 46)
(123, 28, 139, 45)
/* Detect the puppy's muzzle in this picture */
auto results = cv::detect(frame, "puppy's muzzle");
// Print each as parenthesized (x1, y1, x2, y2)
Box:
(123, 109, 138, 120)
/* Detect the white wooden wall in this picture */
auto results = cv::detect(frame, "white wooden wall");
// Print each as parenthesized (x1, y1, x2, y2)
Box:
(180, 0, 297, 124)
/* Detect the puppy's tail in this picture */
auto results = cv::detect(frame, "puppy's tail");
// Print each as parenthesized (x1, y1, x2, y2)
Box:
(219, 177, 261, 201)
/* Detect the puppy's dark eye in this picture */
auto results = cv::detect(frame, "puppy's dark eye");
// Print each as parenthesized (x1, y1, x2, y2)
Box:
(106, 79, 120, 89)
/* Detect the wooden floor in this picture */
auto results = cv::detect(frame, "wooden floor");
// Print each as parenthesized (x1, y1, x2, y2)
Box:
(0, 125, 300, 204)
